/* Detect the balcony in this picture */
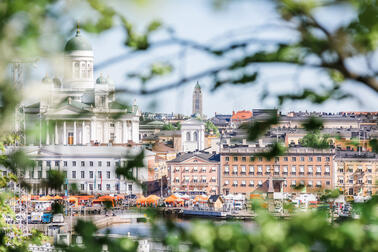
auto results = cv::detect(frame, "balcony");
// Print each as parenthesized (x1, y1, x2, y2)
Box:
(241, 184, 247, 187)
(249, 172, 255, 175)
(240, 172, 246, 175)
(257, 172, 262, 175)
(307, 172, 313, 175)
(249, 184, 254, 187)
(299, 172, 304, 175)
(291, 172, 296, 175)
(324, 172, 330, 176)
(274, 172, 280, 176)
(283, 172, 288, 175)
(316, 172, 322, 176)
(224, 171, 229, 175)
(265, 172, 271, 175)
(232, 172, 238, 175)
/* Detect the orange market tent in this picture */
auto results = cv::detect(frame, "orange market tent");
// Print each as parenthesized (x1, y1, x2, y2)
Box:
(39, 195, 54, 201)
(97, 195, 115, 201)
(136, 196, 146, 205)
(115, 195, 125, 200)
(146, 195, 160, 203)
(53, 195, 63, 200)
(31, 195, 39, 200)
(164, 195, 179, 203)
(193, 195, 208, 203)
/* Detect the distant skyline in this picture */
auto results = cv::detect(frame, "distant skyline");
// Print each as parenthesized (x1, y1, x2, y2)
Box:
(35, 0, 378, 117)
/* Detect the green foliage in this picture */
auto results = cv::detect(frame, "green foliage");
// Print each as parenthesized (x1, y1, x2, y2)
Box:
(239, 113, 278, 141)
(302, 116, 324, 132)
(256, 142, 287, 159)
(162, 123, 176, 131)
(369, 139, 378, 153)
(205, 121, 219, 135)
(300, 132, 331, 149)
(41, 170, 65, 191)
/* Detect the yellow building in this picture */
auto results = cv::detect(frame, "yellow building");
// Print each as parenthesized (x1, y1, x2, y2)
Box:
(335, 151, 377, 196)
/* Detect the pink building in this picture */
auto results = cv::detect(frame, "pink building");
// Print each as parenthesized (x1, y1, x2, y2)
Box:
(167, 152, 220, 195)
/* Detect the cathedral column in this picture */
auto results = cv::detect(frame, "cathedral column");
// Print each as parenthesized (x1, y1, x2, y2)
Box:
(90, 120, 95, 143)
(46, 120, 50, 145)
(82, 121, 85, 144)
(55, 121, 58, 145)
(63, 121, 67, 145)
(122, 121, 126, 144)
(73, 121, 77, 145)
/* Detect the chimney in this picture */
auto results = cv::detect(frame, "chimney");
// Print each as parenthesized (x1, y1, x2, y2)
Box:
(242, 139, 247, 145)
(226, 138, 230, 145)
(258, 139, 265, 147)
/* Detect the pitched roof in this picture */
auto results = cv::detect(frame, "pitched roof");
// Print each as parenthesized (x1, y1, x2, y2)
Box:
(168, 152, 220, 163)
(231, 110, 253, 120)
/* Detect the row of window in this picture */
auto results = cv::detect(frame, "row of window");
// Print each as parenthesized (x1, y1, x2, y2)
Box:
(173, 166, 217, 172)
(37, 160, 122, 167)
(66, 183, 132, 192)
(173, 176, 217, 183)
(26, 170, 120, 180)
(338, 177, 373, 184)
(224, 180, 331, 187)
(338, 168, 373, 173)
(224, 156, 331, 162)
(224, 165, 331, 174)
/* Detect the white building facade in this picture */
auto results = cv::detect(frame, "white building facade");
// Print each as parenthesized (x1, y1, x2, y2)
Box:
(1, 146, 154, 195)
(181, 118, 205, 152)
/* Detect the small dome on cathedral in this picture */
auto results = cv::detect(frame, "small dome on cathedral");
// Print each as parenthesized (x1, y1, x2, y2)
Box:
(64, 25, 92, 52)
(42, 74, 52, 84)
(96, 74, 107, 84)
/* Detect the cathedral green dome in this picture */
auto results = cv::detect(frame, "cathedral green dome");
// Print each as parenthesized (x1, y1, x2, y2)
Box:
(64, 29, 92, 52)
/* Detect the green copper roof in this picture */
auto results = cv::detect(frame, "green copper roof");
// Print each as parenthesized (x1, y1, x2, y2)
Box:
(64, 29, 92, 52)
(96, 75, 107, 84)
(195, 82, 201, 89)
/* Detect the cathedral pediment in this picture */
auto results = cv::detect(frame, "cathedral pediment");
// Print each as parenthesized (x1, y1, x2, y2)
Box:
(23, 147, 62, 157)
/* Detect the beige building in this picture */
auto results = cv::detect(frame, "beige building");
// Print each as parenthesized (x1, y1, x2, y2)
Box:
(335, 151, 377, 196)
(220, 146, 336, 196)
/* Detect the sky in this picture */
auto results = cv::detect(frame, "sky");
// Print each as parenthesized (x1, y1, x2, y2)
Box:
(37, 0, 378, 117)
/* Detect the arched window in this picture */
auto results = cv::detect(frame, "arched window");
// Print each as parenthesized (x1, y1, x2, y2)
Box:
(87, 63, 92, 79)
(81, 62, 86, 78)
(74, 62, 80, 78)
(193, 132, 198, 141)
(186, 132, 191, 141)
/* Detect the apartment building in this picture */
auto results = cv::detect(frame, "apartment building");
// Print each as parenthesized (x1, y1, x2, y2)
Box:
(220, 146, 336, 195)
(335, 151, 377, 196)
(167, 152, 220, 195)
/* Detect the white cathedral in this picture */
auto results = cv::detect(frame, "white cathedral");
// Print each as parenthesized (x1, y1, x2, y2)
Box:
(23, 27, 140, 146)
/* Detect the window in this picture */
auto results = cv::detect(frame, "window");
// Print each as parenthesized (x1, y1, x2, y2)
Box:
(249, 166, 254, 174)
(224, 166, 229, 173)
(258, 180, 262, 187)
(299, 166, 304, 175)
(316, 181, 322, 187)
(233, 156, 238, 162)
(241, 180, 246, 186)
(242, 157, 246, 162)
(308, 166, 313, 174)
(224, 180, 229, 185)
(106, 184, 111, 191)
(72, 161, 76, 167)
(317, 157, 321, 162)
(274, 166, 280, 175)
(90, 161, 93, 167)
(291, 166, 296, 175)
(107, 161, 111, 167)
(89, 184, 93, 190)
(258, 157, 263, 162)
(211, 167, 216, 172)
(283, 166, 288, 174)
(55, 161, 59, 166)
(63, 170, 67, 178)
(249, 181, 254, 187)
(292, 157, 296, 161)
(211, 177, 216, 182)
(284, 157, 288, 161)
(64, 161, 67, 167)
(175, 166, 180, 172)
(308, 181, 313, 187)
(325, 166, 330, 175)
(326, 181, 330, 186)
(185, 167, 189, 172)
(72, 171, 76, 179)
(193, 177, 198, 183)
(194, 166, 198, 172)
(98, 171, 102, 178)
(257, 166, 263, 175)
(367, 176, 372, 184)
(225, 157, 230, 162)
(202, 167, 206, 172)
(175, 177, 180, 183)
(233, 165, 238, 174)
(107, 171, 111, 179)
(326, 157, 330, 162)
(202, 176, 206, 183)
(233, 180, 238, 186)
(81, 171, 85, 179)
(266, 166, 271, 174)
(98, 161, 102, 167)
(241, 166, 246, 173)
(316, 166, 322, 175)
(308, 157, 313, 161)
(98, 184, 102, 191)
(250, 156, 255, 162)
(291, 180, 296, 187)
(110, 123, 115, 127)
(38, 171, 42, 179)
(46, 161, 51, 167)
(339, 177, 344, 184)
(367, 166, 372, 173)
(89, 171, 93, 179)
(186, 132, 191, 141)
(300, 180, 304, 185)
(275, 157, 279, 162)
(300, 157, 305, 162)
(115, 184, 119, 191)
(80, 184, 85, 191)
(81, 161, 85, 166)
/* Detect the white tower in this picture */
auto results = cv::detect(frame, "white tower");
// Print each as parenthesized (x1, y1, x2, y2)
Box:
(181, 118, 205, 152)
